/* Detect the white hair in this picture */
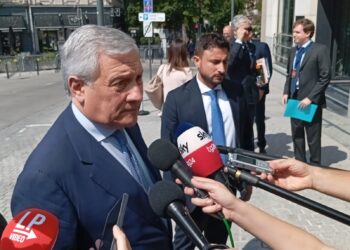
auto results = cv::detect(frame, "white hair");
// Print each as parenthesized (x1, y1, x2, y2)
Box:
(232, 15, 251, 29)
(60, 25, 138, 94)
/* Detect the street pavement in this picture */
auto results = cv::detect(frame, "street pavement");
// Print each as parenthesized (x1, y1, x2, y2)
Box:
(0, 60, 350, 249)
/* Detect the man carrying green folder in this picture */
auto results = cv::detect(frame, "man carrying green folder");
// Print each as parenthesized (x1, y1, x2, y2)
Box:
(282, 18, 330, 165)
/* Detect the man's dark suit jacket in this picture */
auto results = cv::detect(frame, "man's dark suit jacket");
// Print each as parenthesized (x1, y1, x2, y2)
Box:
(283, 42, 330, 107)
(161, 77, 244, 147)
(252, 40, 273, 94)
(11, 105, 172, 250)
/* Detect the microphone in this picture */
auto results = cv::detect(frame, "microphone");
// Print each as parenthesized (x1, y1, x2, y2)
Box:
(0, 208, 59, 250)
(149, 180, 228, 250)
(176, 125, 230, 187)
(148, 139, 209, 199)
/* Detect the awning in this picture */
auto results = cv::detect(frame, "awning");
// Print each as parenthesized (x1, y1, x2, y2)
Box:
(0, 16, 27, 31)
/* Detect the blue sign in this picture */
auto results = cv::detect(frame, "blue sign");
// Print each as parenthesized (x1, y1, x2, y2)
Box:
(143, 0, 153, 13)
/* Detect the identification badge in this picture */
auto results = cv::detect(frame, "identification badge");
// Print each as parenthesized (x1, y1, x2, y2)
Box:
(291, 69, 297, 78)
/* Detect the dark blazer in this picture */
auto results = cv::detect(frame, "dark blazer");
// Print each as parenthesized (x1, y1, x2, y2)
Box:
(161, 77, 244, 148)
(228, 41, 259, 105)
(283, 42, 331, 107)
(252, 40, 273, 94)
(11, 105, 172, 250)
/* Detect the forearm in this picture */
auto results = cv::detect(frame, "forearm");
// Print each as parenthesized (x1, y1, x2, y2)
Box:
(224, 200, 330, 250)
(311, 167, 350, 202)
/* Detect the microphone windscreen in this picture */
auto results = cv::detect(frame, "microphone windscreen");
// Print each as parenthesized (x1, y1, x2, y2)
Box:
(174, 122, 194, 139)
(177, 126, 223, 177)
(148, 139, 180, 171)
(149, 180, 186, 218)
(0, 208, 59, 250)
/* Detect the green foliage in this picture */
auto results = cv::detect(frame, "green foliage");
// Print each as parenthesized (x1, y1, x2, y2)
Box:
(124, 0, 245, 39)
(139, 36, 161, 45)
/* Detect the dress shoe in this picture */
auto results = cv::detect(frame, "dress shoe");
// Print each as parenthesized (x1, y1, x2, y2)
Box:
(259, 148, 266, 154)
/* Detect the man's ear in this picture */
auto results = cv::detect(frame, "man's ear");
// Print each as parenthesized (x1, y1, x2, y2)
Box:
(192, 55, 201, 68)
(68, 76, 86, 103)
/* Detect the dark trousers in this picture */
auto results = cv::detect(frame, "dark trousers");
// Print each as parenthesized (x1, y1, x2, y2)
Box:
(255, 94, 266, 150)
(291, 107, 323, 164)
(173, 206, 229, 250)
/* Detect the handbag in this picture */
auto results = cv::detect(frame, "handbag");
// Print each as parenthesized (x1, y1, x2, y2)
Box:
(144, 64, 165, 110)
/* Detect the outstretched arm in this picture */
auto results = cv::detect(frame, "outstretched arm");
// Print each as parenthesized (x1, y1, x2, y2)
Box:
(186, 177, 333, 250)
(266, 158, 350, 202)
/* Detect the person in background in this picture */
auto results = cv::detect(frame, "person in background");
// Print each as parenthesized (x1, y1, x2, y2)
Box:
(222, 25, 234, 42)
(11, 25, 172, 250)
(158, 38, 193, 114)
(249, 31, 273, 154)
(187, 38, 196, 59)
(282, 18, 330, 164)
(227, 15, 258, 151)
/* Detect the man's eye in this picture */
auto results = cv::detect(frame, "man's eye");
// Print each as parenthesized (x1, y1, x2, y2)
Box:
(111, 81, 127, 90)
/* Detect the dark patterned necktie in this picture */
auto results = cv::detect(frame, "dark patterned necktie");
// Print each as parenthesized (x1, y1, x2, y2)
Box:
(290, 46, 306, 96)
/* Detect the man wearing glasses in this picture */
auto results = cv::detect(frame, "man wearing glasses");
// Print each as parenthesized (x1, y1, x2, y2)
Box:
(227, 15, 258, 151)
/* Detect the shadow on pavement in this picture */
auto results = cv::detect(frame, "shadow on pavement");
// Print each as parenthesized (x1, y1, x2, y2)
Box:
(265, 132, 294, 158)
(322, 146, 348, 166)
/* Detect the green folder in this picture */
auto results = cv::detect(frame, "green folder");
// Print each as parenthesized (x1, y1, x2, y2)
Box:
(284, 99, 318, 122)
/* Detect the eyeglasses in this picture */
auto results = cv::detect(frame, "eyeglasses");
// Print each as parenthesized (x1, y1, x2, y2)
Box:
(245, 27, 253, 32)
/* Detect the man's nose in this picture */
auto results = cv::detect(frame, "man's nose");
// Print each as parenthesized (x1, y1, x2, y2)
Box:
(128, 83, 143, 102)
(217, 62, 226, 73)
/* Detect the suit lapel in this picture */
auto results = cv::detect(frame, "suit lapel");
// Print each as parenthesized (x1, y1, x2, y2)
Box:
(185, 78, 209, 132)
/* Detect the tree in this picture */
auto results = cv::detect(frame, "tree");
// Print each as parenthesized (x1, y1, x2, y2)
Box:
(123, 0, 245, 40)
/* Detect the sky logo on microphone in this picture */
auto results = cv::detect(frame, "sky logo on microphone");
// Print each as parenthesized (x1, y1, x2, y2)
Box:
(178, 142, 189, 155)
(197, 130, 209, 140)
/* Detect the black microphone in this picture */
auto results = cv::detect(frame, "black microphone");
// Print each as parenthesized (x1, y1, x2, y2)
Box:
(148, 180, 228, 250)
(225, 167, 350, 226)
(148, 139, 209, 199)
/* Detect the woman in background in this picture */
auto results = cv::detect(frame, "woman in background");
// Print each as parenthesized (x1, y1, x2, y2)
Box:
(157, 38, 193, 115)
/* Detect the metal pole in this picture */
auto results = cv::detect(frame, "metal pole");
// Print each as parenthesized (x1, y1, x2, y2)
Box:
(231, 0, 235, 24)
(96, 0, 104, 26)
(148, 38, 152, 80)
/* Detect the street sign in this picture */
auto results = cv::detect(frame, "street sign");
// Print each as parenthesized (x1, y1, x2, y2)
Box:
(143, 0, 153, 13)
(143, 21, 153, 37)
(138, 12, 165, 22)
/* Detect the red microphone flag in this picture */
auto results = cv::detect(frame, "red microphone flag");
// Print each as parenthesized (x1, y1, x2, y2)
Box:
(177, 126, 223, 177)
(0, 208, 59, 250)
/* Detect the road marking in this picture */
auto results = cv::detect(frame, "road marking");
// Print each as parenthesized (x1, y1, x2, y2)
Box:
(45, 82, 56, 86)
(18, 124, 52, 134)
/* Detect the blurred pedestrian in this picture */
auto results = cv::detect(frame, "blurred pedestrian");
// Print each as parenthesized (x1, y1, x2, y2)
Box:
(156, 38, 193, 115)
(222, 25, 234, 42)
